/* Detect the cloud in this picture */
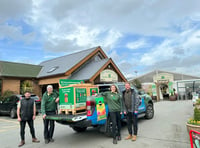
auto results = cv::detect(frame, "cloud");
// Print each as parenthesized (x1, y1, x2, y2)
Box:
(0, 0, 32, 22)
(0, 24, 35, 43)
(1, 0, 200, 78)
(126, 39, 147, 50)
(24, 0, 200, 53)
(139, 28, 200, 76)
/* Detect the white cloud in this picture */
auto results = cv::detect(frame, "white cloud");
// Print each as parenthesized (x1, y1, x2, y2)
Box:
(25, 0, 200, 52)
(0, 24, 35, 43)
(126, 39, 147, 50)
(1, 0, 200, 77)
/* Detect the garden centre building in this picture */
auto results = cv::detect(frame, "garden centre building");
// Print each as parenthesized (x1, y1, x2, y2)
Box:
(130, 70, 200, 101)
(0, 46, 126, 97)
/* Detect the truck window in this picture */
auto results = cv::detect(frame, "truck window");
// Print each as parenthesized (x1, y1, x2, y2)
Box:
(118, 85, 125, 93)
(99, 86, 110, 93)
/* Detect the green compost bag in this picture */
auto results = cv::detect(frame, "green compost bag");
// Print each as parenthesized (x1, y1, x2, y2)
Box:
(95, 97, 106, 121)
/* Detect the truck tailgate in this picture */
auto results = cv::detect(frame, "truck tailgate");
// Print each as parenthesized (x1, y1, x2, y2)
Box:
(45, 113, 87, 122)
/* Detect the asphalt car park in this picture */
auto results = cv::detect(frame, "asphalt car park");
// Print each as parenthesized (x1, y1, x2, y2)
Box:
(0, 100, 192, 148)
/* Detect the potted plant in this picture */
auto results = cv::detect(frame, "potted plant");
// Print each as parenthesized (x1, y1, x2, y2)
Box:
(169, 91, 177, 101)
(186, 107, 200, 133)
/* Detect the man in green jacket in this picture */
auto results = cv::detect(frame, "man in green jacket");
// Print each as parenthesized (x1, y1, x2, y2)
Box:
(41, 85, 59, 144)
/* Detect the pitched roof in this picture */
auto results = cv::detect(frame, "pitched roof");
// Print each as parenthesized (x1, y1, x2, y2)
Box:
(0, 61, 42, 78)
(69, 59, 109, 80)
(130, 70, 200, 83)
(37, 46, 106, 78)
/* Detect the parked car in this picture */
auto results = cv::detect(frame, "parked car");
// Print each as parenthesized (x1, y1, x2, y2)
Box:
(0, 94, 41, 118)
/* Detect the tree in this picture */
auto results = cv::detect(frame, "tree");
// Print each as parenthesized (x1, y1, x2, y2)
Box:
(131, 79, 142, 89)
(21, 80, 33, 94)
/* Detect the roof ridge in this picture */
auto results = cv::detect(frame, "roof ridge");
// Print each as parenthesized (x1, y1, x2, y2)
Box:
(40, 46, 99, 65)
(0, 60, 41, 67)
(131, 69, 200, 80)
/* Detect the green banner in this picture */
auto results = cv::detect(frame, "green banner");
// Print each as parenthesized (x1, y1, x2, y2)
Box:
(59, 79, 84, 87)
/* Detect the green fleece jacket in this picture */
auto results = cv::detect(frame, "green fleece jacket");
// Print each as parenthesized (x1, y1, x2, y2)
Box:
(101, 91, 122, 112)
(41, 90, 59, 115)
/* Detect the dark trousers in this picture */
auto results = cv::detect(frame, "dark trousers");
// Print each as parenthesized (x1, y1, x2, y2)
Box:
(127, 112, 138, 135)
(20, 120, 36, 141)
(43, 111, 56, 140)
(109, 111, 121, 139)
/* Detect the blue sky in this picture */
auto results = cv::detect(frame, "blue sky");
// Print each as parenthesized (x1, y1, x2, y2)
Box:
(0, 0, 200, 79)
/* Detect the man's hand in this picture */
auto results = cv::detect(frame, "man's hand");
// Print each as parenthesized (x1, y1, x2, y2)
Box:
(43, 114, 46, 119)
(33, 115, 36, 120)
(17, 117, 21, 122)
(124, 111, 127, 115)
(134, 111, 138, 115)
(55, 97, 59, 103)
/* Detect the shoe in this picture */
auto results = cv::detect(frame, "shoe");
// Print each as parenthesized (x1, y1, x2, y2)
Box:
(18, 141, 25, 147)
(113, 138, 117, 144)
(32, 138, 40, 143)
(132, 135, 137, 141)
(117, 136, 121, 141)
(45, 139, 49, 144)
(49, 138, 54, 142)
(125, 134, 132, 140)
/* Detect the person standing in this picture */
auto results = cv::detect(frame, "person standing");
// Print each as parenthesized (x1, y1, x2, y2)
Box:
(17, 91, 40, 147)
(122, 82, 140, 141)
(41, 85, 59, 144)
(102, 84, 122, 144)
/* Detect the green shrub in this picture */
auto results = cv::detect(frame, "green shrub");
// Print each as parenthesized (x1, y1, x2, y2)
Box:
(194, 107, 200, 121)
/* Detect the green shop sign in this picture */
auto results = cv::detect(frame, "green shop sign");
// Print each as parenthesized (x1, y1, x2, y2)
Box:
(59, 79, 84, 87)
(100, 69, 118, 82)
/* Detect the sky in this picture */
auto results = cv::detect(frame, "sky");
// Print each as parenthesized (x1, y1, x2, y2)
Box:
(0, 0, 200, 79)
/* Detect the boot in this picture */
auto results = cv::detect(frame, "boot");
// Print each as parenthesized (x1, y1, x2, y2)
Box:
(32, 138, 40, 143)
(113, 138, 117, 144)
(45, 139, 49, 144)
(125, 134, 132, 140)
(132, 135, 137, 141)
(18, 140, 25, 147)
(117, 135, 121, 141)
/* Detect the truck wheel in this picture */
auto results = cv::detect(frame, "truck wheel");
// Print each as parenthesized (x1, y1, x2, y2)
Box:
(72, 127, 87, 132)
(10, 108, 17, 119)
(145, 103, 154, 119)
(105, 116, 112, 137)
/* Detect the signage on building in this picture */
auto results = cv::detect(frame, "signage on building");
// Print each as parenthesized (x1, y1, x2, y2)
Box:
(59, 79, 84, 87)
(153, 73, 174, 83)
(100, 69, 118, 82)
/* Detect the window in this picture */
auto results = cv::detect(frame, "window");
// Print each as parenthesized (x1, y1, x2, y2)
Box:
(47, 66, 59, 73)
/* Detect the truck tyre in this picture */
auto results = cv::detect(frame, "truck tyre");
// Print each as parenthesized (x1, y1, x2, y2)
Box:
(105, 116, 112, 137)
(145, 103, 154, 119)
(10, 108, 17, 119)
(72, 126, 87, 132)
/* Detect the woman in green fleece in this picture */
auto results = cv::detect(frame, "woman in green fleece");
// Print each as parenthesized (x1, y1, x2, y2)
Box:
(102, 84, 122, 144)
